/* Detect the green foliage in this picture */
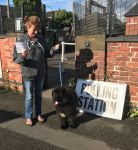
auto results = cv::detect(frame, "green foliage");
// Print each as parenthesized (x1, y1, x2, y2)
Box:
(13, 0, 38, 6)
(112, 15, 126, 35)
(54, 9, 72, 28)
(127, 103, 138, 118)
(67, 77, 76, 88)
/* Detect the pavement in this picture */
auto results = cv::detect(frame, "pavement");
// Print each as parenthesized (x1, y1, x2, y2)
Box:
(0, 90, 138, 150)
(0, 53, 138, 150)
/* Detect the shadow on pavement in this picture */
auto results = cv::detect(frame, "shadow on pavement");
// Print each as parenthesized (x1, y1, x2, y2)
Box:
(44, 111, 57, 118)
(0, 110, 22, 124)
(31, 111, 57, 126)
(76, 113, 100, 126)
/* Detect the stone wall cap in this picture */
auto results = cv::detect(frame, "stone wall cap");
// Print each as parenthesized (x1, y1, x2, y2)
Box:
(107, 35, 138, 42)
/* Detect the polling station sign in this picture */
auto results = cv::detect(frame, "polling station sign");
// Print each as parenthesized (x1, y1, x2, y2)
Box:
(75, 79, 127, 120)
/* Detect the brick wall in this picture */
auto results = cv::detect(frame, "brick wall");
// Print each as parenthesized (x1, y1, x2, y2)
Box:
(75, 41, 138, 107)
(126, 16, 138, 35)
(75, 49, 104, 81)
(0, 37, 23, 91)
(107, 42, 138, 107)
(0, 36, 138, 106)
(75, 35, 105, 80)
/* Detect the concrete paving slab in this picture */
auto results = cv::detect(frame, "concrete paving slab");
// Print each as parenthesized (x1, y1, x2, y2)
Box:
(42, 89, 53, 99)
(0, 118, 113, 150)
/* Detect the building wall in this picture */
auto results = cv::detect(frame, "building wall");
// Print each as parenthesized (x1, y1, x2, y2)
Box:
(126, 16, 138, 35)
(75, 48, 104, 81)
(75, 34, 105, 80)
(0, 37, 23, 91)
(107, 42, 138, 107)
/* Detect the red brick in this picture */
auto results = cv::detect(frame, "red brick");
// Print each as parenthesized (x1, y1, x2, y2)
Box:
(131, 48, 138, 52)
(131, 101, 138, 107)
(108, 46, 117, 51)
(128, 77, 138, 82)
(117, 47, 130, 51)
(119, 43, 130, 47)
(131, 97, 138, 102)
(108, 42, 119, 46)
(129, 43, 138, 47)
(127, 62, 138, 67)
(114, 75, 128, 81)
(126, 81, 138, 87)
(128, 67, 138, 72)
(116, 57, 129, 61)
(132, 58, 138, 62)
(93, 52, 99, 56)
(129, 86, 138, 93)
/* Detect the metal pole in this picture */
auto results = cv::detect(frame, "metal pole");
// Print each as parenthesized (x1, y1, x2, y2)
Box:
(41, 4, 46, 38)
(107, 0, 115, 36)
(61, 42, 76, 73)
(56, 52, 63, 86)
(58, 60, 63, 86)
(21, 0, 24, 33)
(72, 1, 76, 36)
(61, 41, 65, 73)
(6, 0, 10, 18)
(61, 41, 65, 63)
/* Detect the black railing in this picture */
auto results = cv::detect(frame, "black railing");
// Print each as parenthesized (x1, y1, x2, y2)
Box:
(0, 2, 46, 35)
(73, 0, 138, 36)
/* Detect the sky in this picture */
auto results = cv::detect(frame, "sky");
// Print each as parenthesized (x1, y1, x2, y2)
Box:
(0, 0, 73, 11)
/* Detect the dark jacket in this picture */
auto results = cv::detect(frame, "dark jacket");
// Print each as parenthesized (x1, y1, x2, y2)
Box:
(13, 34, 54, 80)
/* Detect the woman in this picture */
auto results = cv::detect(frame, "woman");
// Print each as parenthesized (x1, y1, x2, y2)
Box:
(13, 16, 59, 126)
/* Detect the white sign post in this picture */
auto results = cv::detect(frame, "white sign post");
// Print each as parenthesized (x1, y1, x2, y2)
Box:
(0, 59, 2, 78)
(15, 18, 23, 33)
(75, 79, 127, 120)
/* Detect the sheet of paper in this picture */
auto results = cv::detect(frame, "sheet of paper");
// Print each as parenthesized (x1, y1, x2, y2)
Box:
(15, 42, 27, 53)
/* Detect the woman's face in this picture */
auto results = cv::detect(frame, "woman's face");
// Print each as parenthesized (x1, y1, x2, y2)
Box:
(27, 25, 39, 39)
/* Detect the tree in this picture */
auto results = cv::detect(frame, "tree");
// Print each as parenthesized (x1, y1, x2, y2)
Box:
(53, 9, 73, 29)
(13, 0, 41, 17)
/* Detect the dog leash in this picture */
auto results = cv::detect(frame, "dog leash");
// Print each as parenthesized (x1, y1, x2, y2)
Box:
(56, 49, 63, 86)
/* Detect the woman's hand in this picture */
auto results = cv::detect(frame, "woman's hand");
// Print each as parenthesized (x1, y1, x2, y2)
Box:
(54, 44, 60, 50)
(21, 49, 28, 58)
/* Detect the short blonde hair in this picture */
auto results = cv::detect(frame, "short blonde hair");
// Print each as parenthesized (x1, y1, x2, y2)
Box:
(24, 16, 40, 29)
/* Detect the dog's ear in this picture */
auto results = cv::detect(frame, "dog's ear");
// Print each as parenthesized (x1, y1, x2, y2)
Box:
(52, 90, 54, 97)
(60, 87, 67, 95)
(52, 89, 56, 97)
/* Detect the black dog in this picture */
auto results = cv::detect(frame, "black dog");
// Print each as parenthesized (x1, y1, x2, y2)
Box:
(52, 86, 79, 129)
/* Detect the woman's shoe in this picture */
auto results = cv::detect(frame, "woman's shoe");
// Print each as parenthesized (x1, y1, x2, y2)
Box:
(25, 118, 33, 126)
(37, 115, 44, 122)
